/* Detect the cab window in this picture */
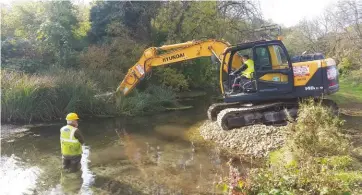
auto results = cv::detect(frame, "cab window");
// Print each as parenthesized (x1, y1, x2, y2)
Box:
(269, 45, 289, 69)
(254, 46, 272, 70)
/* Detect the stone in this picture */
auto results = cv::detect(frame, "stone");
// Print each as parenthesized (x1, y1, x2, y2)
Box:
(199, 121, 287, 158)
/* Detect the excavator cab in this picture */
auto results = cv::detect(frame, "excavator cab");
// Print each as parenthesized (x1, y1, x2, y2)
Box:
(221, 40, 294, 103)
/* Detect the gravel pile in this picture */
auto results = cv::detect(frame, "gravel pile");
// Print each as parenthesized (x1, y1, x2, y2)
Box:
(199, 121, 288, 158)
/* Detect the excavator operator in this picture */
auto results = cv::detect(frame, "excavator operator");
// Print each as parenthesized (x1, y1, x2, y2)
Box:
(230, 55, 255, 93)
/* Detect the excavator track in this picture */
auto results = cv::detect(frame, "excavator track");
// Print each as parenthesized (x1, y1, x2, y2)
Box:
(216, 102, 299, 130)
(207, 102, 241, 121)
(214, 99, 338, 130)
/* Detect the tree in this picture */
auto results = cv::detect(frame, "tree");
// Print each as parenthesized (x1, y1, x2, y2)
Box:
(89, 1, 160, 44)
(37, 1, 79, 67)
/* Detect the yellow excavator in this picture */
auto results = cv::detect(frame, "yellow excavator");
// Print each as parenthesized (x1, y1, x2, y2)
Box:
(115, 33, 339, 130)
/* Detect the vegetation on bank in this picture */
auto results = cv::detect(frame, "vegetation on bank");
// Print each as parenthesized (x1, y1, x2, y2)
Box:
(331, 78, 362, 105)
(1, 69, 177, 123)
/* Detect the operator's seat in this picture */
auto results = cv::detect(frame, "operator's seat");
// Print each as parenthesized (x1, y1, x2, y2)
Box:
(242, 72, 257, 93)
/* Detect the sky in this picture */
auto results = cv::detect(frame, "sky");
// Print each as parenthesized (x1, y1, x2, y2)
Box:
(259, 0, 338, 27)
(1, 0, 338, 27)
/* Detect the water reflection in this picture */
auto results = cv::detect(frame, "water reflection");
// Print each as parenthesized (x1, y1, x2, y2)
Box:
(79, 146, 95, 194)
(45, 146, 95, 195)
(0, 154, 42, 195)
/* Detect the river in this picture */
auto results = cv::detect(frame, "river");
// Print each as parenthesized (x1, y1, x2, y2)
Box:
(0, 99, 245, 195)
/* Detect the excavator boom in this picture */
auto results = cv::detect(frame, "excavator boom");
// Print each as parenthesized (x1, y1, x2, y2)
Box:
(116, 39, 243, 96)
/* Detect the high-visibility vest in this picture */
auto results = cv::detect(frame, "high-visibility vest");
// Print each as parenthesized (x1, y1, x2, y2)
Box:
(60, 125, 82, 156)
(241, 59, 255, 79)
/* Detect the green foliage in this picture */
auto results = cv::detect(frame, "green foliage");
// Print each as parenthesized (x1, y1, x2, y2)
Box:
(1, 2, 45, 40)
(340, 57, 354, 71)
(181, 58, 219, 90)
(289, 99, 348, 156)
(72, 3, 91, 40)
(117, 85, 176, 116)
(36, 1, 79, 67)
(89, 1, 160, 43)
(349, 70, 362, 87)
(154, 67, 189, 91)
(78, 30, 145, 88)
(1, 58, 46, 74)
(317, 156, 358, 170)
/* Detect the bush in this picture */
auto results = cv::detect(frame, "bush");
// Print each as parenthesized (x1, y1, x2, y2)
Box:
(1, 58, 47, 74)
(181, 57, 219, 91)
(117, 84, 176, 116)
(288, 99, 348, 157)
(154, 67, 189, 91)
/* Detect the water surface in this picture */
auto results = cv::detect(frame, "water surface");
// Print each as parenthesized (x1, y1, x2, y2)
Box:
(1, 99, 244, 194)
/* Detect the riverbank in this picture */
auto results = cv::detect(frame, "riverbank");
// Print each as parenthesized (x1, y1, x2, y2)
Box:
(197, 99, 362, 194)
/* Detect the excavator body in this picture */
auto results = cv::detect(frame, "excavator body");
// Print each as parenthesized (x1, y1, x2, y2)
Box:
(208, 39, 339, 129)
(116, 38, 339, 130)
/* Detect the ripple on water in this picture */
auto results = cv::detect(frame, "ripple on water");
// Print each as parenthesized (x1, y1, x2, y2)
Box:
(80, 146, 95, 195)
(0, 154, 42, 195)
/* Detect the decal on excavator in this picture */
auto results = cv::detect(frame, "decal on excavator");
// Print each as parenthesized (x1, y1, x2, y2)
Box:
(293, 65, 310, 77)
(136, 64, 145, 75)
(162, 53, 185, 62)
(327, 67, 337, 80)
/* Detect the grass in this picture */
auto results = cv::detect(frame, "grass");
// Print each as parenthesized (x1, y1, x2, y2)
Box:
(1, 69, 177, 123)
(330, 78, 362, 105)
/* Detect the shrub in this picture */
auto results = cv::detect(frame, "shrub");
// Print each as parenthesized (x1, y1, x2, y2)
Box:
(2, 58, 47, 74)
(288, 99, 348, 157)
(78, 45, 111, 70)
(117, 84, 176, 116)
(181, 57, 219, 91)
(154, 67, 189, 91)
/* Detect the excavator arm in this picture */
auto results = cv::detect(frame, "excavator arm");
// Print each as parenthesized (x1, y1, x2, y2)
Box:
(116, 39, 243, 96)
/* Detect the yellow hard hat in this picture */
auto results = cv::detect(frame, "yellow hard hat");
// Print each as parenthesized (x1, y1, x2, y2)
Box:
(66, 113, 79, 120)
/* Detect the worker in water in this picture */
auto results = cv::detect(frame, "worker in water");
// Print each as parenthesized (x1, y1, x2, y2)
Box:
(60, 112, 85, 173)
(230, 54, 255, 93)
